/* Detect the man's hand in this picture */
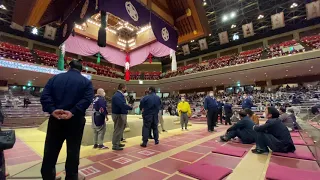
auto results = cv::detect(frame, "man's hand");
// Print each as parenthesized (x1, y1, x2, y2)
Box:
(52, 109, 64, 119)
(60, 110, 73, 120)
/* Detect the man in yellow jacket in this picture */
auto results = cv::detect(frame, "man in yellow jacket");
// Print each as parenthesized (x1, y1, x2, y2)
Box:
(177, 96, 191, 130)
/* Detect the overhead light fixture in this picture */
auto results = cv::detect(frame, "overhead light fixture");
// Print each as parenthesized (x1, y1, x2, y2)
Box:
(311, 66, 313, 69)
(129, 42, 136, 47)
(230, 12, 236, 18)
(118, 38, 127, 43)
(106, 27, 117, 34)
(31, 27, 38, 35)
(139, 80, 143, 84)
(233, 33, 239, 40)
(127, 38, 135, 43)
(222, 15, 228, 22)
(0, 4, 7, 10)
(257, 14, 264, 20)
(137, 25, 151, 35)
(117, 26, 123, 30)
(209, 34, 212, 36)
(231, 24, 237, 29)
(177, 45, 179, 48)
(75, 24, 83, 30)
(290, 3, 298, 9)
(190, 40, 194, 43)
(117, 41, 126, 47)
(203, 1, 207, 6)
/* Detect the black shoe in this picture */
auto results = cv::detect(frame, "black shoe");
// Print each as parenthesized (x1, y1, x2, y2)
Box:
(220, 136, 229, 142)
(162, 130, 167, 132)
(140, 143, 147, 147)
(119, 144, 125, 147)
(208, 130, 213, 133)
(98, 144, 109, 149)
(93, 144, 98, 149)
(112, 147, 124, 151)
(155, 140, 159, 145)
(251, 149, 269, 154)
(121, 138, 127, 143)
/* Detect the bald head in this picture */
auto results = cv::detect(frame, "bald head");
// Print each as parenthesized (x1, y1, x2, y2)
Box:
(97, 88, 105, 97)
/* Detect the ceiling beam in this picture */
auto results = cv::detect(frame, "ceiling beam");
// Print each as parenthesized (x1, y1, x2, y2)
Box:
(152, 0, 172, 16)
(27, 0, 52, 27)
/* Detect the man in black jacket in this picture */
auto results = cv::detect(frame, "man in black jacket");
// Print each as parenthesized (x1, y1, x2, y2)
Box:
(252, 107, 296, 154)
(220, 110, 256, 144)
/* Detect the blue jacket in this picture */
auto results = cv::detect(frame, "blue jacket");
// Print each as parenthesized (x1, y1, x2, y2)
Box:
(204, 96, 218, 110)
(217, 101, 224, 111)
(224, 103, 233, 114)
(93, 95, 107, 126)
(111, 91, 132, 114)
(40, 69, 94, 116)
(227, 116, 256, 144)
(242, 98, 253, 109)
(139, 93, 161, 116)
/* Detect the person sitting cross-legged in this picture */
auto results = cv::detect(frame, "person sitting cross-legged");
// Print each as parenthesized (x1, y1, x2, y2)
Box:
(220, 110, 256, 144)
(252, 107, 296, 154)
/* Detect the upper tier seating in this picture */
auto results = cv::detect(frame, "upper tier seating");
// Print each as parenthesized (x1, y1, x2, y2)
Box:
(0, 42, 35, 63)
(235, 48, 263, 64)
(267, 40, 304, 58)
(301, 34, 320, 50)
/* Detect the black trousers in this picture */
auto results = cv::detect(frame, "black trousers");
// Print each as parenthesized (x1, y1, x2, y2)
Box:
(0, 151, 5, 180)
(256, 132, 291, 152)
(142, 114, 159, 144)
(218, 110, 223, 124)
(226, 129, 255, 144)
(207, 109, 217, 131)
(41, 116, 85, 180)
(225, 113, 232, 125)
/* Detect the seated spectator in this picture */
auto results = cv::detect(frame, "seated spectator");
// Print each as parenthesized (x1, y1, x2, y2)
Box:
(245, 108, 260, 125)
(287, 109, 298, 130)
(220, 110, 256, 144)
(252, 107, 295, 154)
(279, 107, 294, 131)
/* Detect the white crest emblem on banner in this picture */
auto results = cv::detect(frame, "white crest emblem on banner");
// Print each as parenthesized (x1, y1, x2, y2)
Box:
(198, 38, 208, 50)
(242, 22, 254, 38)
(182, 44, 190, 55)
(306, 1, 320, 20)
(80, 0, 89, 19)
(62, 24, 68, 37)
(161, 27, 169, 41)
(44, 25, 57, 40)
(219, 31, 229, 45)
(125, 62, 130, 70)
(125, 1, 139, 22)
(271, 12, 285, 30)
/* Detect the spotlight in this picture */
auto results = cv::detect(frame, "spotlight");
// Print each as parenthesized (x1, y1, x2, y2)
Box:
(0, 4, 7, 10)
(31, 27, 38, 35)
(257, 14, 264, 19)
(231, 24, 237, 29)
(203, 1, 207, 6)
(290, 3, 298, 8)
(230, 12, 236, 18)
(222, 15, 228, 22)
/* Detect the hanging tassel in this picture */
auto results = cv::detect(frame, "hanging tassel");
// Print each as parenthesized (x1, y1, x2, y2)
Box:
(148, 53, 152, 64)
(98, 11, 107, 47)
(170, 49, 177, 71)
(125, 54, 130, 81)
(97, 52, 101, 64)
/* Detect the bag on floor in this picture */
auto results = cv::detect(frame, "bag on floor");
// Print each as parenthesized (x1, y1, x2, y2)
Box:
(0, 130, 16, 150)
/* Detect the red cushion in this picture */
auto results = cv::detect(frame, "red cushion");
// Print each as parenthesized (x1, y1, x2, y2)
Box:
(290, 132, 300, 137)
(272, 148, 316, 161)
(179, 163, 232, 180)
(292, 137, 306, 145)
(212, 146, 247, 157)
(266, 164, 320, 180)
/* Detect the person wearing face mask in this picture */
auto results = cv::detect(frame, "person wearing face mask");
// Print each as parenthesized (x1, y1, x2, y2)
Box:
(139, 87, 161, 147)
(241, 94, 253, 110)
(223, 100, 233, 125)
(92, 88, 108, 149)
(252, 107, 295, 154)
(177, 96, 191, 130)
(111, 83, 133, 150)
(204, 91, 218, 132)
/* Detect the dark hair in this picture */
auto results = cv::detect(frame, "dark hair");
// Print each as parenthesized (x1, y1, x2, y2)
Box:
(288, 109, 294, 114)
(239, 110, 247, 118)
(118, 83, 126, 90)
(267, 106, 280, 118)
(69, 59, 83, 71)
(244, 108, 254, 116)
(279, 106, 286, 113)
(148, 86, 156, 93)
